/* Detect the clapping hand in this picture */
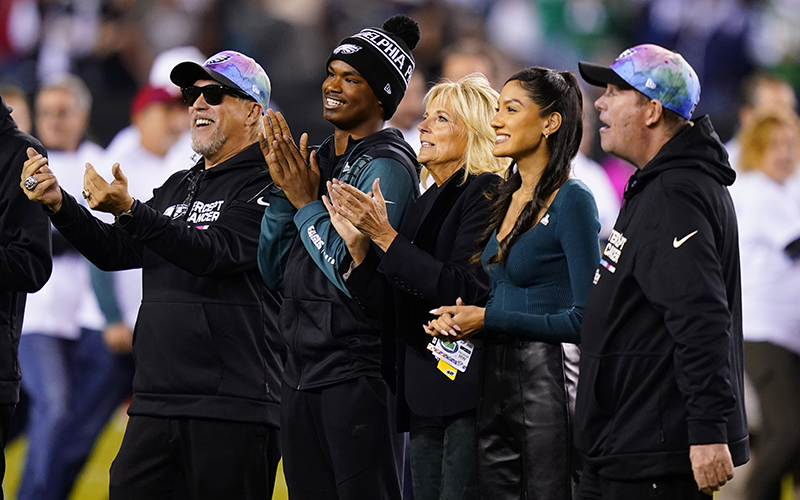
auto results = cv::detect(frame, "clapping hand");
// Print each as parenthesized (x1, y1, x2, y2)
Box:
(259, 109, 319, 209)
(83, 162, 134, 215)
(322, 182, 369, 265)
(328, 178, 398, 252)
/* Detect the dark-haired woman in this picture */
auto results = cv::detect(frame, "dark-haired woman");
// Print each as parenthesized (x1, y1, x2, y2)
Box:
(427, 68, 601, 499)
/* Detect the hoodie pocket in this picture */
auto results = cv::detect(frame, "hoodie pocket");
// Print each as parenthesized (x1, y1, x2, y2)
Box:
(133, 302, 223, 395)
(280, 298, 343, 380)
(598, 354, 670, 453)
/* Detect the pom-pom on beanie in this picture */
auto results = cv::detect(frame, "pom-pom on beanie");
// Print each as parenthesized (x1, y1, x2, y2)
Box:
(327, 14, 420, 120)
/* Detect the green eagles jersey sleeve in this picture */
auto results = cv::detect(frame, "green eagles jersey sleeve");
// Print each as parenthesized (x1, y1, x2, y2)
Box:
(293, 157, 416, 296)
(257, 186, 298, 291)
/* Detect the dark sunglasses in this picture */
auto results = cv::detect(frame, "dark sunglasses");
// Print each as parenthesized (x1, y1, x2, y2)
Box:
(181, 85, 253, 106)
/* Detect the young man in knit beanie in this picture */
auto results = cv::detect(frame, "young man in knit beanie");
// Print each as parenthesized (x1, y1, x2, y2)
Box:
(258, 14, 420, 500)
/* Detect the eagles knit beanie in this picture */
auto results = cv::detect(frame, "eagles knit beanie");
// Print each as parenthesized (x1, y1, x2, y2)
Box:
(327, 14, 420, 120)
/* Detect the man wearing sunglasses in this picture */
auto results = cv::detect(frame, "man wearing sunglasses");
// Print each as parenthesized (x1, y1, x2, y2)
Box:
(20, 50, 283, 500)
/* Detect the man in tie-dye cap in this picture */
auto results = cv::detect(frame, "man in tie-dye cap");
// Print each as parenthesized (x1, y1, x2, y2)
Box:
(20, 50, 283, 499)
(573, 44, 749, 499)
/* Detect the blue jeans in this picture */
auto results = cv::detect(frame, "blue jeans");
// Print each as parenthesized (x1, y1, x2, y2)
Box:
(17, 330, 134, 500)
(409, 411, 477, 500)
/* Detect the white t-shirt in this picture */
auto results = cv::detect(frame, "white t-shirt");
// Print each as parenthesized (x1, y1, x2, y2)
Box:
(22, 141, 106, 338)
(786, 170, 800, 205)
(729, 170, 800, 355)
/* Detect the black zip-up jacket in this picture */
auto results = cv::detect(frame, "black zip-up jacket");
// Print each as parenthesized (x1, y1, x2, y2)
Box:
(260, 128, 418, 390)
(0, 98, 52, 404)
(49, 143, 283, 426)
(576, 116, 749, 480)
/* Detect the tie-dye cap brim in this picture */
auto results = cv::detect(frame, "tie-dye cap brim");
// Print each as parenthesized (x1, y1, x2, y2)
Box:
(170, 50, 271, 114)
(579, 44, 701, 120)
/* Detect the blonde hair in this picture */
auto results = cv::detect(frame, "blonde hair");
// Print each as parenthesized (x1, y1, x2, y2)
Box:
(737, 108, 800, 172)
(420, 73, 506, 185)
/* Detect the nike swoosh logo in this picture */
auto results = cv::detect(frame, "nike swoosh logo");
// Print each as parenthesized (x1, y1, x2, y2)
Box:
(257, 197, 270, 206)
(673, 230, 698, 248)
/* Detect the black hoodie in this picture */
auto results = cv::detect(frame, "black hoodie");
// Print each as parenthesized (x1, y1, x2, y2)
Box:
(576, 116, 749, 479)
(49, 143, 282, 425)
(0, 98, 52, 404)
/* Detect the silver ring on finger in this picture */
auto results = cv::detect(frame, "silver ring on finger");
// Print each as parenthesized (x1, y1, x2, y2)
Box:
(82, 189, 91, 199)
(24, 176, 38, 191)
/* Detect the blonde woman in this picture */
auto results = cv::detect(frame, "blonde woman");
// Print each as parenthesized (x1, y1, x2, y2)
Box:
(326, 74, 505, 500)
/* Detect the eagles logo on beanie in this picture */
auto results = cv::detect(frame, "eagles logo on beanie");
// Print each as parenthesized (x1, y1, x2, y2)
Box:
(327, 14, 420, 120)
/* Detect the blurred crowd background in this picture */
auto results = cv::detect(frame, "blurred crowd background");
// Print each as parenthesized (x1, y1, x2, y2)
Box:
(2, 0, 799, 149)
(2, 0, 800, 499)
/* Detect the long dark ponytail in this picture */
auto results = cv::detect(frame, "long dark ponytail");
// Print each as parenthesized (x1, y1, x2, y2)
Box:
(473, 67, 583, 266)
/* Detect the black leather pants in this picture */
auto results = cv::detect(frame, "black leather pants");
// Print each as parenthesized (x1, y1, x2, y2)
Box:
(477, 340, 580, 500)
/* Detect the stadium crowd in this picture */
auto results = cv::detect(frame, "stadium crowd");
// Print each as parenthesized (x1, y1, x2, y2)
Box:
(2, 0, 800, 499)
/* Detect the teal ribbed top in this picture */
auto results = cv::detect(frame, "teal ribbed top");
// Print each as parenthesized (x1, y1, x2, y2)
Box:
(481, 178, 601, 343)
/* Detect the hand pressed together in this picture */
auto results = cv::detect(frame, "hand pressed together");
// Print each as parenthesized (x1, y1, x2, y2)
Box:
(328, 177, 398, 252)
(321, 184, 369, 266)
(259, 108, 319, 209)
(424, 297, 485, 341)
